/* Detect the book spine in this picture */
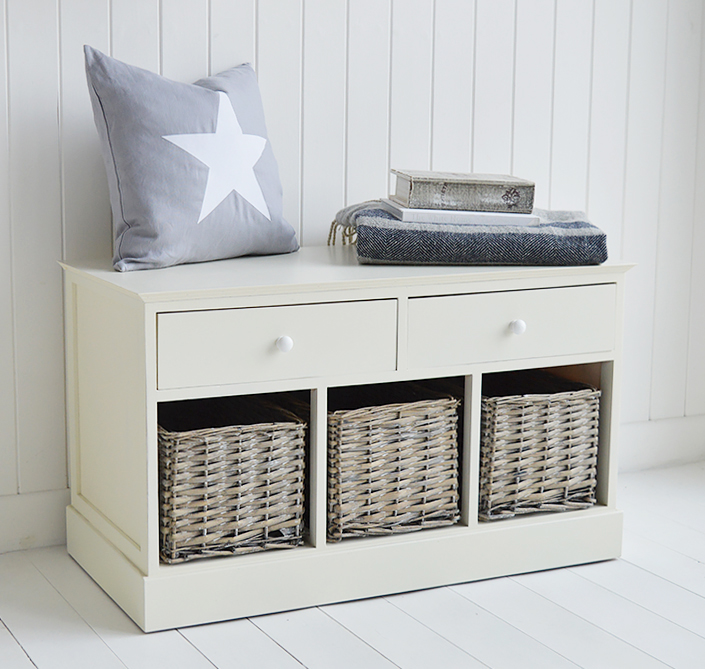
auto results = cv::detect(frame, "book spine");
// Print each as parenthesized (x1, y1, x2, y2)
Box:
(407, 181, 535, 213)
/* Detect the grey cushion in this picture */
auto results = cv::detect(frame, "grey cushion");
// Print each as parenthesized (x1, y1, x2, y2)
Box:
(84, 46, 298, 271)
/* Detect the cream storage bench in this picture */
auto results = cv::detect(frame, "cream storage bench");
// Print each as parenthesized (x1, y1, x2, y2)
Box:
(61, 245, 630, 632)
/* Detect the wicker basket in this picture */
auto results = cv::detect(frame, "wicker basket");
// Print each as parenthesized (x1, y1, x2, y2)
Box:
(327, 382, 461, 541)
(158, 395, 306, 563)
(480, 370, 600, 521)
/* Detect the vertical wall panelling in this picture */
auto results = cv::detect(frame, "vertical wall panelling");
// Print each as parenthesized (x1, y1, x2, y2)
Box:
(301, 0, 347, 245)
(110, 0, 160, 72)
(7, 0, 66, 492)
(0, 0, 17, 496)
(620, 0, 668, 424)
(512, 0, 555, 209)
(4, 0, 705, 553)
(161, 0, 209, 83)
(256, 0, 303, 237)
(650, 0, 703, 421)
(388, 0, 434, 187)
(587, 0, 631, 262)
(60, 0, 112, 265)
(550, 0, 593, 211)
(431, 0, 475, 173)
(686, 5, 705, 417)
(472, 0, 516, 175)
(210, 0, 256, 75)
(345, 0, 391, 205)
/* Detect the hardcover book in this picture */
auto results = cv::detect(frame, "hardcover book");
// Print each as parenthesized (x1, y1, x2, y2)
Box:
(391, 170, 535, 213)
(379, 198, 539, 226)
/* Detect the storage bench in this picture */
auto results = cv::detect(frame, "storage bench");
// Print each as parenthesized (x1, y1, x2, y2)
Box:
(61, 245, 629, 631)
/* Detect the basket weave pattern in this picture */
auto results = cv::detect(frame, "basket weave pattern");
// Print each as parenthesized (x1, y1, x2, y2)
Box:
(159, 417, 306, 563)
(480, 384, 600, 521)
(328, 397, 460, 541)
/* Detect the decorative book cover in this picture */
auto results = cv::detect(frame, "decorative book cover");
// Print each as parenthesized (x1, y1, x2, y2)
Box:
(391, 170, 535, 213)
(379, 198, 539, 225)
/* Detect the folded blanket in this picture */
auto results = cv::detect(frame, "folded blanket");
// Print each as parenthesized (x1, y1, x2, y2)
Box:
(329, 202, 608, 266)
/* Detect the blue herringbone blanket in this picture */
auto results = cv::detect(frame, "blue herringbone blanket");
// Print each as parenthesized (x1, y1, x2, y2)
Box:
(330, 202, 607, 266)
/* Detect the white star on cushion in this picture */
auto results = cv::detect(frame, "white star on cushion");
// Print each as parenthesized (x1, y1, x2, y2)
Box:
(163, 91, 270, 223)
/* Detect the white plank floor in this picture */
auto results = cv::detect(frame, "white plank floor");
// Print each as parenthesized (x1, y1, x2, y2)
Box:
(1, 461, 704, 669)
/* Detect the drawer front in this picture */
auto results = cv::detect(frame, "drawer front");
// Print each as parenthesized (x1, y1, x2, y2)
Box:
(157, 299, 397, 389)
(407, 284, 616, 368)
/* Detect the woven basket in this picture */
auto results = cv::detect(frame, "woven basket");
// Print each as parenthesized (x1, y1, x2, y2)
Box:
(327, 382, 461, 541)
(480, 370, 600, 521)
(158, 395, 306, 563)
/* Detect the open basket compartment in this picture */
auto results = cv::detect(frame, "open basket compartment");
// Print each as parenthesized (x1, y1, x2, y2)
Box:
(327, 380, 461, 541)
(480, 369, 601, 521)
(158, 393, 307, 563)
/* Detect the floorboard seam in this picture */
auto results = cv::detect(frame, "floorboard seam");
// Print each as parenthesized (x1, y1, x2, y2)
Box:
(1, 619, 39, 669)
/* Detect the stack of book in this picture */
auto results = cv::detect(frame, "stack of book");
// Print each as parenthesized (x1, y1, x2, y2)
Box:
(330, 169, 607, 266)
(379, 169, 537, 226)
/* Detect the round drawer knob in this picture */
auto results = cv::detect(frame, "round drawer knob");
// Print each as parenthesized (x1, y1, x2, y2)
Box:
(509, 319, 527, 335)
(276, 335, 294, 353)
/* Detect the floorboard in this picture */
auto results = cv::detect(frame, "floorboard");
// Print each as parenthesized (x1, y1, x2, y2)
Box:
(0, 552, 126, 669)
(570, 558, 705, 638)
(0, 621, 35, 669)
(619, 463, 705, 535)
(452, 577, 669, 668)
(386, 586, 579, 668)
(624, 508, 705, 561)
(1, 461, 704, 669)
(26, 547, 217, 669)
(179, 618, 306, 669)
(514, 567, 705, 668)
(622, 531, 705, 598)
(250, 606, 400, 669)
(322, 596, 487, 669)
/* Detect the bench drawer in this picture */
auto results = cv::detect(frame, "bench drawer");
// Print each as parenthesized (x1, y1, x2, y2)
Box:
(407, 284, 616, 369)
(157, 300, 397, 389)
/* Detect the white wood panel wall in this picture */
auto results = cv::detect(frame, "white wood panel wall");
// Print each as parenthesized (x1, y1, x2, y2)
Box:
(513, 0, 554, 211)
(473, 0, 515, 175)
(651, 0, 703, 420)
(346, 0, 390, 205)
(1, 0, 704, 550)
(431, 0, 474, 174)
(0, 0, 17, 497)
